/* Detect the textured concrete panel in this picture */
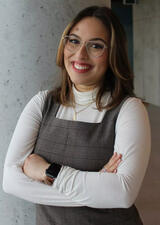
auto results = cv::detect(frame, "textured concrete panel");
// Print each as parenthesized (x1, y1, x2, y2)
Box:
(133, 0, 160, 106)
(136, 104, 160, 225)
(0, 1, 107, 225)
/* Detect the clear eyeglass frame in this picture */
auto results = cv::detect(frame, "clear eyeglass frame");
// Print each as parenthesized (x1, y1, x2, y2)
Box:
(63, 35, 108, 58)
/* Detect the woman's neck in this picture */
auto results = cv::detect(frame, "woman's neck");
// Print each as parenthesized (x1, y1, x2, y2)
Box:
(73, 85, 98, 105)
(74, 84, 98, 92)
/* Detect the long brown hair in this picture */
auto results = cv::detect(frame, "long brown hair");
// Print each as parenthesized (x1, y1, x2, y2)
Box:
(52, 6, 135, 110)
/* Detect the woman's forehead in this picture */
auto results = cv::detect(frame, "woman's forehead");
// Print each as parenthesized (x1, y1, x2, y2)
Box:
(70, 17, 109, 41)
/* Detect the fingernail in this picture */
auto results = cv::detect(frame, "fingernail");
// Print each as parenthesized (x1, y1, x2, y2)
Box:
(101, 168, 106, 173)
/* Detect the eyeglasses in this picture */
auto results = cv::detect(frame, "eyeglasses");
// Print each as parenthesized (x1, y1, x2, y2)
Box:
(63, 35, 108, 58)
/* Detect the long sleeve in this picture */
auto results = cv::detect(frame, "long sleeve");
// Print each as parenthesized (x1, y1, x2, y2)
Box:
(3, 91, 151, 208)
(2, 91, 81, 207)
(54, 98, 151, 208)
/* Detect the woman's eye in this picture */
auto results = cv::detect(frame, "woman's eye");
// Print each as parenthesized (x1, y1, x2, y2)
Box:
(69, 38, 80, 44)
(90, 43, 104, 49)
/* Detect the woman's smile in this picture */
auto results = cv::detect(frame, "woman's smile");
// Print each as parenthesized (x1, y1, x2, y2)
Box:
(71, 61, 93, 73)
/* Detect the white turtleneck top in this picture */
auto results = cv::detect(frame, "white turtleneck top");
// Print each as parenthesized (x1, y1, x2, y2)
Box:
(3, 87, 151, 208)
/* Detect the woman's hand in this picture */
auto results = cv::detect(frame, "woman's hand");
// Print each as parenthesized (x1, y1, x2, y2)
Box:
(23, 152, 121, 185)
(100, 152, 122, 173)
(23, 154, 50, 183)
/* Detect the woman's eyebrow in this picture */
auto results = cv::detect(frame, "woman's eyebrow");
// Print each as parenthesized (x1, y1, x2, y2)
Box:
(70, 33, 107, 44)
(89, 38, 107, 45)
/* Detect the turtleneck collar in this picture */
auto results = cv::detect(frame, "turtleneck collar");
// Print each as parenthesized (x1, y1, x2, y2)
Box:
(73, 85, 98, 105)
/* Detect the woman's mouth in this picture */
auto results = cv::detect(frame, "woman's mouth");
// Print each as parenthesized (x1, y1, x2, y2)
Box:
(72, 61, 92, 73)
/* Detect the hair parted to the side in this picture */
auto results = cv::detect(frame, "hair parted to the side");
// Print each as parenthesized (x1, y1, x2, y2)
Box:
(52, 6, 135, 111)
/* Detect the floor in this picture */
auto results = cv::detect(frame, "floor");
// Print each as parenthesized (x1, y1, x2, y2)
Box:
(135, 103, 160, 225)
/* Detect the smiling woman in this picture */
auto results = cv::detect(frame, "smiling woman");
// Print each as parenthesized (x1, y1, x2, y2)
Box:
(55, 6, 135, 110)
(3, 5, 150, 225)
(63, 17, 109, 91)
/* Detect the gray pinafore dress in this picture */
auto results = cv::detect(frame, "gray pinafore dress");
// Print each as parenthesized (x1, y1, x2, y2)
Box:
(34, 92, 143, 225)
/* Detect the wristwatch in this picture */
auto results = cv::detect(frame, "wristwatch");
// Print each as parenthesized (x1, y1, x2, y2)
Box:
(45, 162, 62, 180)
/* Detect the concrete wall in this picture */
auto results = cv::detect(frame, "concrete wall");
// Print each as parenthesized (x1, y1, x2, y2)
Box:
(133, 0, 160, 106)
(135, 103, 160, 224)
(133, 2, 160, 222)
(0, 1, 108, 225)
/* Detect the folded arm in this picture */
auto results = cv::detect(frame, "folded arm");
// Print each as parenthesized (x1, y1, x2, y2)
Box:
(53, 98, 151, 208)
(3, 91, 81, 206)
(3, 92, 151, 208)
(3, 91, 120, 206)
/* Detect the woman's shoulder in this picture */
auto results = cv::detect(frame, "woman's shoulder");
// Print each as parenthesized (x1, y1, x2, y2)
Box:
(122, 96, 145, 111)
(31, 90, 49, 104)
(35, 89, 49, 100)
(32, 89, 61, 113)
(25, 90, 50, 114)
(117, 96, 149, 123)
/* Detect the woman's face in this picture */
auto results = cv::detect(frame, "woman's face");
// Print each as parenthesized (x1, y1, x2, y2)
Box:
(64, 17, 110, 92)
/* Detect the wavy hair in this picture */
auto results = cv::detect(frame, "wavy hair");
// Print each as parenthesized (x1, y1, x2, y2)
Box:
(52, 6, 135, 110)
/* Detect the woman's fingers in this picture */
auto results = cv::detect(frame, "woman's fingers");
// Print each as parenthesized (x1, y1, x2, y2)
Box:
(101, 159, 121, 173)
(100, 152, 122, 173)
(113, 169, 117, 173)
(108, 152, 122, 167)
(108, 158, 121, 172)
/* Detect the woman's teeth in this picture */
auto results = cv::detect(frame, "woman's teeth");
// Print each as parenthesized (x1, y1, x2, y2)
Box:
(74, 63, 90, 70)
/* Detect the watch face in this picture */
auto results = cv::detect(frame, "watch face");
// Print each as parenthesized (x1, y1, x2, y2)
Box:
(45, 172, 55, 179)
(46, 163, 62, 179)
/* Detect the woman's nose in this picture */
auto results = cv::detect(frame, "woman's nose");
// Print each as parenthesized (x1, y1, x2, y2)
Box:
(75, 44, 89, 59)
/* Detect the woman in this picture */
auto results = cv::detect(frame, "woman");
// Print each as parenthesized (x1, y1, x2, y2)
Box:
(3, 6, 151, 225)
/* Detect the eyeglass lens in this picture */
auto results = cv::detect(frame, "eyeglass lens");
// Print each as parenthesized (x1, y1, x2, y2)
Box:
(64, 35, 106, 57)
